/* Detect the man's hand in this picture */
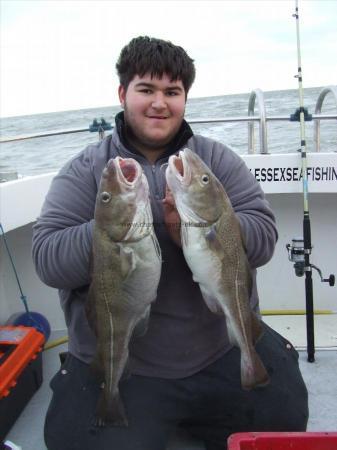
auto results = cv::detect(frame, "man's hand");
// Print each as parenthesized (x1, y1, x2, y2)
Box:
(162, 185, 181, 247)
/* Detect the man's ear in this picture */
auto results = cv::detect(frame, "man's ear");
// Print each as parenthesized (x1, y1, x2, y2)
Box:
(118, 85, 126, 107)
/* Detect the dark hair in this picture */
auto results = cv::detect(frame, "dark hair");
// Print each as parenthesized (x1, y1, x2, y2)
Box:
(116, 36, 196, 94)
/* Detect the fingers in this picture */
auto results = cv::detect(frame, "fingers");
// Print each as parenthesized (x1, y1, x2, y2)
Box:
(162, 184, 182, 247)
(162, 184, 176, 208)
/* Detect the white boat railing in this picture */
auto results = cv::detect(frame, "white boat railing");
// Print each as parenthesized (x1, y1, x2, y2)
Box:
(248, 89, 268, 154)
(0, 86, 336, 154)
(314, 86, 337, 152)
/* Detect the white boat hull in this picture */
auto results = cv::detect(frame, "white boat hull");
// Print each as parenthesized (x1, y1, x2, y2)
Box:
(1, 153, 336, 341)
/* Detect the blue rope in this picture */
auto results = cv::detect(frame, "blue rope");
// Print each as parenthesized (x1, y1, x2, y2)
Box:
(0, 223, 29, 312)
(0, 222, 45, 334)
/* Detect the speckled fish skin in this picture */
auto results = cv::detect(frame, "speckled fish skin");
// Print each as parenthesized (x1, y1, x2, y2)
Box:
(165, 148, 269, 390)
(86, 157, 162, 427)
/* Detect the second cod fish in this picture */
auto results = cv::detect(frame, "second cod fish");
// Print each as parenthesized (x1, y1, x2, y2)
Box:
(86, 157, 162, 427)
(165, 148, 269, 390)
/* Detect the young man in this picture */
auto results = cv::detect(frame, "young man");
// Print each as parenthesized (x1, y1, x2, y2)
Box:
(32, 36, 308, 450)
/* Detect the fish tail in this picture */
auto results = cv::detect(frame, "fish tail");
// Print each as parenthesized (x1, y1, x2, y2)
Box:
(93, 390, 128, 428)
(241, 347, 270, 390)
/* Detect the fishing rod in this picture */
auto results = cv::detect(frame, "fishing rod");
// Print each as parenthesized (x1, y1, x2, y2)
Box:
(294, 0, 315, 363)
(286, 0, 335, 363)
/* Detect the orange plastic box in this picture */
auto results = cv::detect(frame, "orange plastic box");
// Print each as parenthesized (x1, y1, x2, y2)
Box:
(0, 326, 45, 440)
(0, 326, 44, 398)
(228, 432, 337, 450)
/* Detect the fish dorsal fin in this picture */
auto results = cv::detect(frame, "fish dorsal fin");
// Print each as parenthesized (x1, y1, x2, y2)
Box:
(118, 245, 136, 280)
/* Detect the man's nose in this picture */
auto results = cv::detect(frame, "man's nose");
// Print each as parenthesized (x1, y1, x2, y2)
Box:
(151, 92, 166, 109)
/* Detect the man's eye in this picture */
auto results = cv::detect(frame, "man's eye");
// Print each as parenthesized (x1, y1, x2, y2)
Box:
(167, 91, 178, 96)
(140, 89, 152, 94)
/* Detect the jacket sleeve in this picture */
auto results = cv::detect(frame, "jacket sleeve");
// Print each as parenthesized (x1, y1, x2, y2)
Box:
(32, 150, 97, 290)
(211, 143, 278, 269)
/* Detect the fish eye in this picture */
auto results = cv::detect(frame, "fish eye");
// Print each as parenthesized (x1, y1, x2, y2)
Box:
(201, 174, 210, 185)
(100, 191, 112, 203)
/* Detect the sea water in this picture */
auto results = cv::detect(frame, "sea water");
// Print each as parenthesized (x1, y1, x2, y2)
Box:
(0, 86, 336, 177)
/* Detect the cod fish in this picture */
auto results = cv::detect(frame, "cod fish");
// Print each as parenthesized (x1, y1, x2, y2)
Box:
(165, 148, 269, 390)
(86, 157, 162, 427)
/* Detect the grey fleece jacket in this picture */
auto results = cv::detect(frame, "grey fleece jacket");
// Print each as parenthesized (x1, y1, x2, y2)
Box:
(32, 125, 277, 378)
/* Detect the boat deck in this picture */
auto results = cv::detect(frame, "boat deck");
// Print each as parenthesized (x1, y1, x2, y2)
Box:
(4, 315, 337, 449)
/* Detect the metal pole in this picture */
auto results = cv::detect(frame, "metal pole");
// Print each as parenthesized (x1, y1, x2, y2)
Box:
(293, 0, 315, 362)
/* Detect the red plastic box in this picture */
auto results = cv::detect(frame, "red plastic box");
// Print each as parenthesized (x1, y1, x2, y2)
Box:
(228, 432, 337, 450)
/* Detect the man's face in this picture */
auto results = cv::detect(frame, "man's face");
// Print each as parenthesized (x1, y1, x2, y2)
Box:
(118, 73, 186, 154)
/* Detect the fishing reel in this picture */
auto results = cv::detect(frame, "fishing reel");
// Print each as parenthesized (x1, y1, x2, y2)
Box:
(286, 238, 335, 286)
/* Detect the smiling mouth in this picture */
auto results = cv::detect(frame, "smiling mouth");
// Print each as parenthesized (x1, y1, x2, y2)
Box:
(147, 115, 169, 119)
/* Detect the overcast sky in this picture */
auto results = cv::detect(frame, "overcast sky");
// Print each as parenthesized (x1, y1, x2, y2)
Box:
(1, 0, 336, 118)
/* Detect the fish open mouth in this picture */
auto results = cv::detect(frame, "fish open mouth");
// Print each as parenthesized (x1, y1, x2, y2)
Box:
(169, 150, 191, 185)
(174, 154, 184, 177)
(116, 157, 141, 185)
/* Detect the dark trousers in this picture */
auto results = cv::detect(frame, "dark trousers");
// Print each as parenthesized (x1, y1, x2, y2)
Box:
(44, 324, 308, 450)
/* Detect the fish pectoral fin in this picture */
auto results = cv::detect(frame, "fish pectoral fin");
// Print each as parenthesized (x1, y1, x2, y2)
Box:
(205, 224, 224, 255)
(118, 245, 136, 280)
